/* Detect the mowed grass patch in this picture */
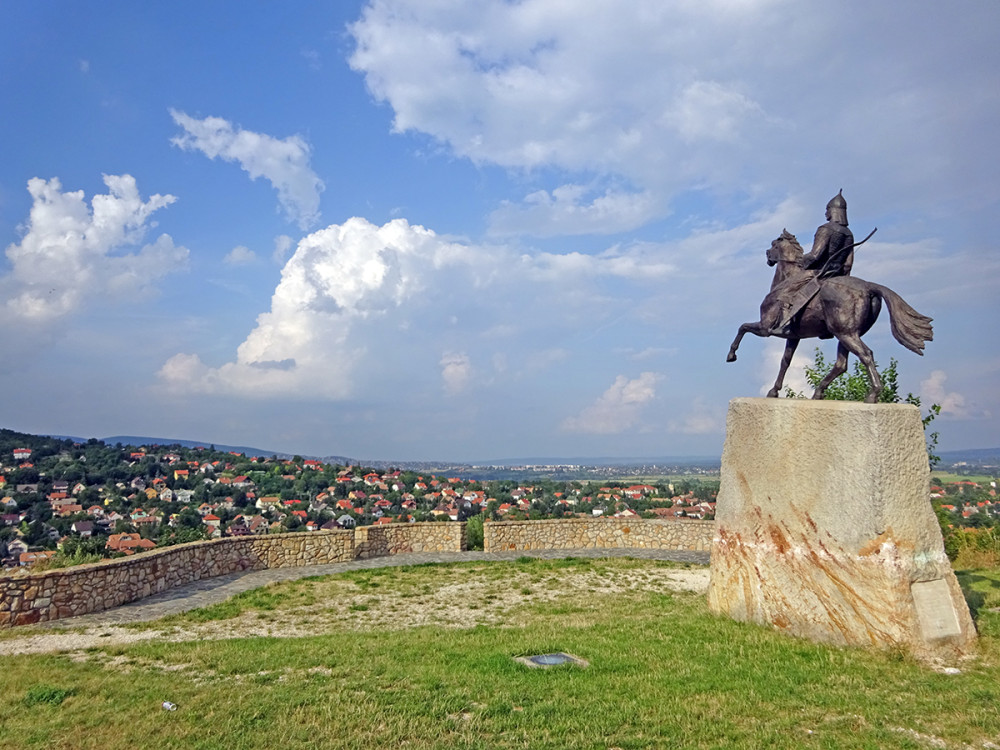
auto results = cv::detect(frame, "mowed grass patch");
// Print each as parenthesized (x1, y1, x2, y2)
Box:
(0, 558, 997, 750)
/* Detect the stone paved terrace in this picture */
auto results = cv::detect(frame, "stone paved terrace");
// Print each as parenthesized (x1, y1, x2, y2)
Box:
(25, 548, 709, 629)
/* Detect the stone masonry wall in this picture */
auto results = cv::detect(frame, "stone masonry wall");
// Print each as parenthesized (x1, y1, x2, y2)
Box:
(355, 522, 466, 559)
(484, 517, 714, 553)
(1, 518, 710, 629)
(2, 529, 350, 628)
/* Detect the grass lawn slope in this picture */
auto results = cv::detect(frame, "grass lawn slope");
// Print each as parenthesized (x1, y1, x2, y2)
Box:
(1, 558, 998, 750)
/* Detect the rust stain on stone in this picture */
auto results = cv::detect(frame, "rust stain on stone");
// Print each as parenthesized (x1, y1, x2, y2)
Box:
(768, 524, 790, 554)
(737, 471, 752, 502)
(803, 511, 818, 534)
(859, 530, 892, 557)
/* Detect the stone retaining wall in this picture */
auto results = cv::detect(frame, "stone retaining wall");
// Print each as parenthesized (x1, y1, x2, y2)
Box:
(356, 522, 466, 559)
(484, 517, 714, 553)
(0, 524, 455, 628)
(1, 518, 712, 629)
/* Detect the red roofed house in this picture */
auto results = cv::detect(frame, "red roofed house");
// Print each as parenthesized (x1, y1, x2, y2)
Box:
(106, 533, 156, 555)
(20, 550, 55, 567)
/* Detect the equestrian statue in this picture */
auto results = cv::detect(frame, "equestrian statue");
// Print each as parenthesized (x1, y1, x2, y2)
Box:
(725, 191, 933, 403)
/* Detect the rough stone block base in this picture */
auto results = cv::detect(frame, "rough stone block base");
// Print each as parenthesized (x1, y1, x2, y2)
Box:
(707, 398, 976, 659)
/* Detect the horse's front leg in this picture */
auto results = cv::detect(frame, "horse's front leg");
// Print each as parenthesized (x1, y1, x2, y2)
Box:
(767, 338, 799, 397)
(726, 322, 769, 362)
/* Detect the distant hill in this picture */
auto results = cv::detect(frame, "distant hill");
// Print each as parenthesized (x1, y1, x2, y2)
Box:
(46, 433, 355, 465)
(34, 428, 1000, 472)
(472, 455, 722, 467)
(938, 447, 1000, 467)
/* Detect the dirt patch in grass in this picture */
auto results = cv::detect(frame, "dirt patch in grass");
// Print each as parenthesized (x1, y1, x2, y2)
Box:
(0, 561, 708, 656)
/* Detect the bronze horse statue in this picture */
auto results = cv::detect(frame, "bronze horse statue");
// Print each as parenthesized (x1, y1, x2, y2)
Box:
(726, 230, 933, 403)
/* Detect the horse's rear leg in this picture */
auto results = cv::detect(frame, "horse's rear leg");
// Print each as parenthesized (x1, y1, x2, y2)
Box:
(767, 338, 799, 397)
(834, 334, 882, 403)
(812, 342, 849, 400)
(727, 322, 768, 362)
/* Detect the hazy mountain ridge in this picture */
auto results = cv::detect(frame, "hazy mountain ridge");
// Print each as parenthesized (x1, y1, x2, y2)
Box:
(35, 431, 1000, 471)
(46, 434, 355, 466)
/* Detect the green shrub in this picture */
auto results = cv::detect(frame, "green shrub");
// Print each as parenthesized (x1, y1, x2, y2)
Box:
(947, 527, 1000, 568)
(465, 514, 484, 550)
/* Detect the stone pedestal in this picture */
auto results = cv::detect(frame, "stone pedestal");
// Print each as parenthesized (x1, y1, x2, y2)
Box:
(708, 398, 976, 659)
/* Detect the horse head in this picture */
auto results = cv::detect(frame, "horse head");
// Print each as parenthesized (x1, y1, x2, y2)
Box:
(767, 229, 804, 267)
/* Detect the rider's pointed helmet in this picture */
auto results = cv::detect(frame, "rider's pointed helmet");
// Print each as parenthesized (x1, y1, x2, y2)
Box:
(826, 189, 848, 225)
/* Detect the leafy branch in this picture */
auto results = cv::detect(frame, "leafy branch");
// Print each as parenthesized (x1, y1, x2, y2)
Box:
(784, 349, 940, 467)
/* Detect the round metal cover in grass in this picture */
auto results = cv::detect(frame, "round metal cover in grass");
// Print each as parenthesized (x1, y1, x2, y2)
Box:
(514, 652, 588, 669)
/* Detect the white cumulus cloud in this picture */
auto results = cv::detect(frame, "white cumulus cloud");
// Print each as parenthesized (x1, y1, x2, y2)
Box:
(440, 351, 473, 394)
(348, 1, 779, 235)
(224, 245, 257, 266)
(921, 370, 968, 417)
(561, 372, 661, 434)
(2, 174, 188, 324)
(170, 109, 324, 229)
(348, 1, 1000, 237)
(159, 217, 474, 398)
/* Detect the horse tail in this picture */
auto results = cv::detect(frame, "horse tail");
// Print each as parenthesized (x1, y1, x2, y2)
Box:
(872, 283, 934, 355)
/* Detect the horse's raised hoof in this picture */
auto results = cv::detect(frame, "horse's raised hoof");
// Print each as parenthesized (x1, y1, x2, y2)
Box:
(765, 389, 779, 398)
(726, 352, 737, 363)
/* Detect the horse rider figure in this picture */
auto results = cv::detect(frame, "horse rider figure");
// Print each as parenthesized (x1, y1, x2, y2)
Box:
(771, 190, 855, 335)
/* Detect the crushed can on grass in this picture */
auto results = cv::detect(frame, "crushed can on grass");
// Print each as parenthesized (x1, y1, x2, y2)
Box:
(162, 701, 177, 711)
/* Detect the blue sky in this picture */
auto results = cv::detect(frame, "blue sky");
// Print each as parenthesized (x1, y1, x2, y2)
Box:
(1, 1, 998, 462)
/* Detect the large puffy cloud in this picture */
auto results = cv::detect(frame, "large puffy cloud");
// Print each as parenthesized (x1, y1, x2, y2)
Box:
(561, 372, 661, 434)
(349, 0, 775, 173)
(349, 0, 1000, 235)
(2, 175, 188, 323)
(160, 217, 473, 398)
(170, 109, 324, 229)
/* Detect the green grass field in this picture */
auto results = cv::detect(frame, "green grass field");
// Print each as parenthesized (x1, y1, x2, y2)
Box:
(931, 472, 998, 485)
(1, 558, 998, 750)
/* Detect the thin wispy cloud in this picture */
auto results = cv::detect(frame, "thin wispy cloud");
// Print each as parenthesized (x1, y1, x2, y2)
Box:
(170, 109, 324, 229)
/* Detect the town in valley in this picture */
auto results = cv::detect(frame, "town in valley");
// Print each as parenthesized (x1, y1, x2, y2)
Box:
(1, 429, 996, 570)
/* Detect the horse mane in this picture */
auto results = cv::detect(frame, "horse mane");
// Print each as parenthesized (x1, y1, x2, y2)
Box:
(779, 228, 803, 250)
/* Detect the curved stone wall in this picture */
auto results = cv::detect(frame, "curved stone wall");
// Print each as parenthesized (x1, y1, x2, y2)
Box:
(484, 517, 714, 553)
(0, 525, 460, 628)
(1, 518, 711, 628)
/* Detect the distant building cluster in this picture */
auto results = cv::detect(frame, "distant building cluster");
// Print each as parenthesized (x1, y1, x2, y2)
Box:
(0, 433, 724, 570)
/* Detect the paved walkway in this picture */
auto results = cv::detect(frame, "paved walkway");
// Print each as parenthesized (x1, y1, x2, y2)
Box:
(37, 548, 709, 630)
